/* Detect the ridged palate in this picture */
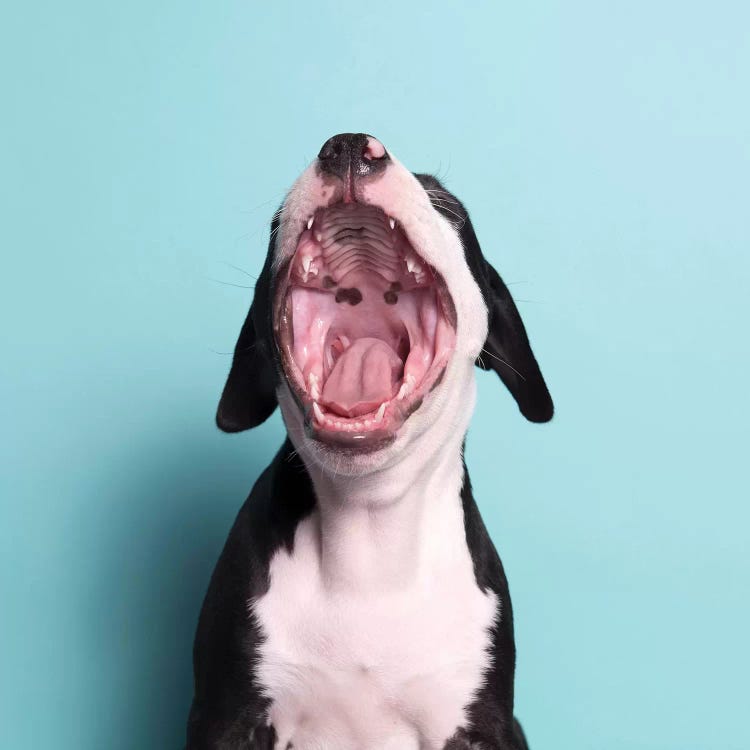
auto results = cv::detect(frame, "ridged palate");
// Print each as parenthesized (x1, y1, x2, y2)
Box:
(291, 204, 430, 290)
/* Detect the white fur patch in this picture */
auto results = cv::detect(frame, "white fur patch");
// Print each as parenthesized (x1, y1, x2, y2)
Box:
(252, 472, 498, 750)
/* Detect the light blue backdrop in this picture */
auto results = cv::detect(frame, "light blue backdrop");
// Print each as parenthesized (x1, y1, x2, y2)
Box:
(2, 2, 748, 748)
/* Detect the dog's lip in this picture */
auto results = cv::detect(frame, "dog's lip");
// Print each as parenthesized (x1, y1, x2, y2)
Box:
(273, 200, 456, 449)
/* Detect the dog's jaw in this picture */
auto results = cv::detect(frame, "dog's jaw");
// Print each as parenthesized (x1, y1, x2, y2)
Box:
(273, 148, 489, 479)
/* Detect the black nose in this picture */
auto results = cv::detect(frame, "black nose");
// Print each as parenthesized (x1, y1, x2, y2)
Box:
(317, 133, 390, 180)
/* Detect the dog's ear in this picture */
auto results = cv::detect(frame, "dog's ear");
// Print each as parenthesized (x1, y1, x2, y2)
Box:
(477, 259, 554, 422)
(415, 174, 553, 423)
(216, 214, 280, 432)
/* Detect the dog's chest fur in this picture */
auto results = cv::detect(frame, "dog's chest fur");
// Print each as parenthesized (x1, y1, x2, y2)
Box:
(253, 498, 498, 750)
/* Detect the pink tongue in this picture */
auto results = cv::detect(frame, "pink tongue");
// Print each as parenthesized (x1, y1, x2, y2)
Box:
(321, 337, 403, 418)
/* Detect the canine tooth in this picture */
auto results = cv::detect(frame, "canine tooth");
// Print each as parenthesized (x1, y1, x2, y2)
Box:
(302, 254, 312, 274)
(308, 373, 320, 400)
(389, 217, 396, 230)
(312, 402, 325, 424)
(397, 374, 416, 400)
(374, 403, 386, 423)
(307, 216, 314, 230)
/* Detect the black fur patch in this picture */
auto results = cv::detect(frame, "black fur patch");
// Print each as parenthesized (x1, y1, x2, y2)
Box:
(186, 442, 315, 747)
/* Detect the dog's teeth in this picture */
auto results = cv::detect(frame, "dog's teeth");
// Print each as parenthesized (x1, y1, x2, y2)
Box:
(364, 419, 372, 428)
(405, 254, 422, 276)
(406, 254, 426, 283)
(389, 217, 396, 230)
(374, 402, 386, 423)
(353, 421, 363, 430)
(312, 401, 325, 424)
(308, 373, 320, 400)
(302, 254, 312, 274)
(307, 216, 314, 230)
(397, 374, 416, 400)
(315, 231, 323, 243)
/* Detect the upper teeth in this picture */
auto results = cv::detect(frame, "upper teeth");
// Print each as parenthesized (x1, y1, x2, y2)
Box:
(404, 253, 427, 283)
(389, 217, 396, 230)
(307, 216, 314, 230)
(300, 254, 318, 280)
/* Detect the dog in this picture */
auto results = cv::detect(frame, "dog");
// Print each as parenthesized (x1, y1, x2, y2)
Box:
(187, 133, 553, 750)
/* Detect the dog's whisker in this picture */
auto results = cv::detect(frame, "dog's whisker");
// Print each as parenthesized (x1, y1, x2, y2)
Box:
(480, 348, 527, 381)
(240, 192, 287, 217)
(206, 277, 255, 290)
(424, 200, 467, 226)
(209, 341, 259, 357)
(220, 261, 258, 281)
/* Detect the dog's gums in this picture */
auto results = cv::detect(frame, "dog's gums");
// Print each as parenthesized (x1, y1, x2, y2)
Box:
(275, 202, 457, 447)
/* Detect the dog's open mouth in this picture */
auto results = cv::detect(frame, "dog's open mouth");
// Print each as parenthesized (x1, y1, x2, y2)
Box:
(275, 202, 457, 447)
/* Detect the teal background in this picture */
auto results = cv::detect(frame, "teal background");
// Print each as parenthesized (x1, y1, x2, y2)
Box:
(2, 1, 749, 748)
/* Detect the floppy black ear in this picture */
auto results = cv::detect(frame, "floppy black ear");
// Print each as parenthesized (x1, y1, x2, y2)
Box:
(414, 173, 553, 423)
(478, 260, 554, 422)
(216, 217, 280, 432)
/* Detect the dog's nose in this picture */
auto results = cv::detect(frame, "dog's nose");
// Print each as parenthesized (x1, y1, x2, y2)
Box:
(317, 133, 390, 180)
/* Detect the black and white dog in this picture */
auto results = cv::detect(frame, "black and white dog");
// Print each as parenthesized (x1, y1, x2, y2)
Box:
(187, 134, 553, 750)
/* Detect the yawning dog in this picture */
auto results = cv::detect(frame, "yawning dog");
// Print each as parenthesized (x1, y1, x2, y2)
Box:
(187, 133, 553, 750)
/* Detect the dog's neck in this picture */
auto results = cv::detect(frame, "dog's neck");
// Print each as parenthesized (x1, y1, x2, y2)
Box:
(302, 427, 469, 596)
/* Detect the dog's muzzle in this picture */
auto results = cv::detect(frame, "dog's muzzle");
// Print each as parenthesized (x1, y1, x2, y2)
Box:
(274, 134, 457, 450)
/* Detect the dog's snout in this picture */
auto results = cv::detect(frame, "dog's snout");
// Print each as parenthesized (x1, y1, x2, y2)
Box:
(317, 133, 390, 180)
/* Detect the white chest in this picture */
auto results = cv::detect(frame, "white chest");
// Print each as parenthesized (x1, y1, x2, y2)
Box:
(252, 512, 498, 750)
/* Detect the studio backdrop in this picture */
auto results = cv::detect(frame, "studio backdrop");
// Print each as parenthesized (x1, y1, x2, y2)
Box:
(2, 2, 748, 749)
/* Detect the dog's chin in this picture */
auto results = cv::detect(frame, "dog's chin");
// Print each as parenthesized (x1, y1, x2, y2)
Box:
(274, 200, 457, 457)
(277, 382, 447, 477)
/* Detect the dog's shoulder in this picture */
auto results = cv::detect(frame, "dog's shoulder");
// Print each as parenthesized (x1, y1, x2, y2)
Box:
(201, 439, 315, 607)
(188, 440, 315, 746)
(458, 466, 520, 743)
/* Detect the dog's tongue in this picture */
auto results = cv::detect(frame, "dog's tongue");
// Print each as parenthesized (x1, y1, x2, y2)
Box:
(321, 337, 403, 418)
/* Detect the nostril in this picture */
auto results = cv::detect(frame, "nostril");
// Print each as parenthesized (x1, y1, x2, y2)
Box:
(363, 137, 386, 161)
(318, 135, 347, 162)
